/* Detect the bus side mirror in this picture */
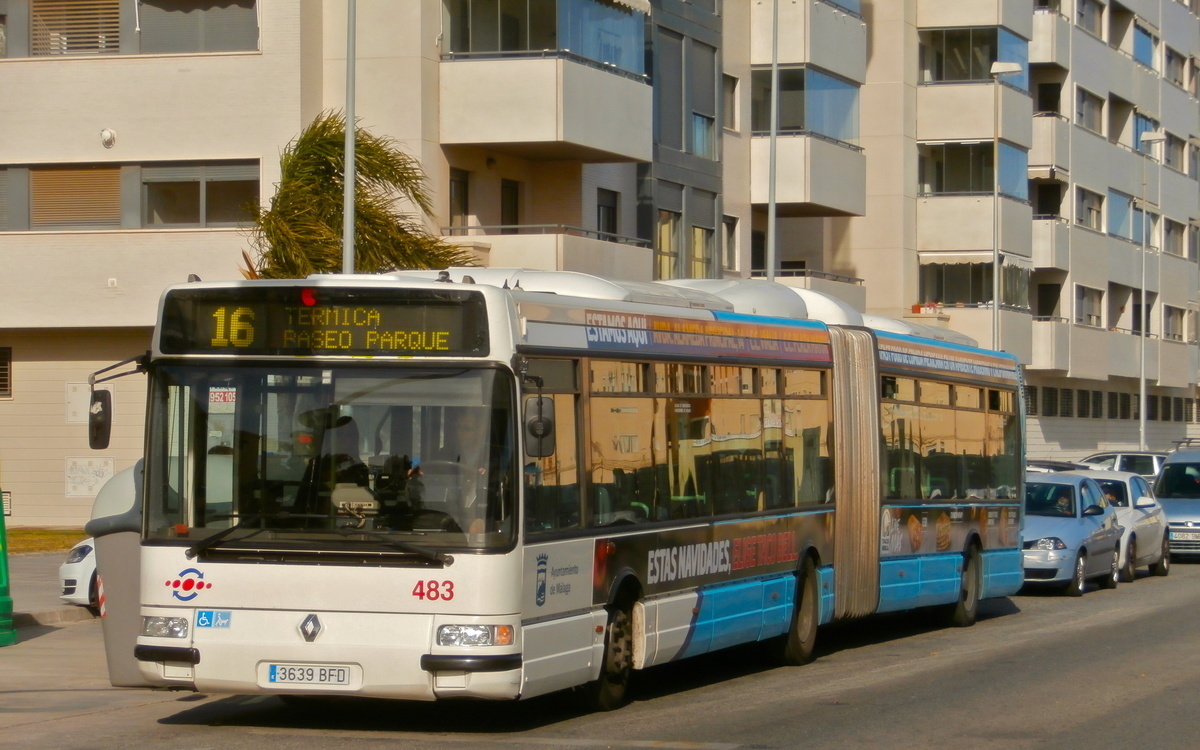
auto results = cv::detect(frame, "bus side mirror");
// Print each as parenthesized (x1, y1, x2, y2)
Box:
(89, 389, 113, 450)
(524, 396, 555, 458)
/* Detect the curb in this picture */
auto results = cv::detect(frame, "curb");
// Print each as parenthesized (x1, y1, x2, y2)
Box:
(13, 607, 98, 628)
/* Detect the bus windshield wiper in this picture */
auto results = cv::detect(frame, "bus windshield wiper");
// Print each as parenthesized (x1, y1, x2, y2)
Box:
(184, 512, 325, 559)
(333, 527, 454, 566)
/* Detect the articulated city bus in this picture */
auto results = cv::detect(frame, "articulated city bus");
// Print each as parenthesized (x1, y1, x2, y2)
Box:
(87, 269, 1024, 709)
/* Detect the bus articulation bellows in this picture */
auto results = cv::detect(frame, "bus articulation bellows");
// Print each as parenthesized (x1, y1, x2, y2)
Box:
(85, 268, 1024, 709)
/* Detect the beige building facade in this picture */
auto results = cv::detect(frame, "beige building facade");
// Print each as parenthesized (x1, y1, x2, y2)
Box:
(0, 0, 1196, 526)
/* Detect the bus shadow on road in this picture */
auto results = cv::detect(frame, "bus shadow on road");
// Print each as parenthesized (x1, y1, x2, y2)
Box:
(155, 598, 1025, 733)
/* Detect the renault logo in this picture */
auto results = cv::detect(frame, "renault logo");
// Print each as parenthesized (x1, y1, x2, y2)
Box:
(300, 614, 322, 643)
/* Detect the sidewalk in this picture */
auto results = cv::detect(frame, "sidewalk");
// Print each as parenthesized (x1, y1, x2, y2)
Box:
(6, 551, 98, 628)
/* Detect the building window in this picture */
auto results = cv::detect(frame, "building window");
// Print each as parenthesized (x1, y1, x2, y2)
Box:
(1076, 87, 1104, 134)
(722, 75, 738, 131)
(1077, 0, 1103, 36)
(1077, 188, 1103, 231)
(750, 66, 860, 145)
(1165, 305, 1185, 341)
(1166, 46, 1187, 87)
(1133, 24, 1156, 69)
(143, 162, 258, 228)
(31, 166, 121, 229)
(1075, 285, 1102, 327)
(449, 168, 469, 235)
(1107, 189, 1137, 241)
(1164, 219, 1186, 256)
(1043, 387, 1060, 417)
(442, 0, 645, 76)
(722, 215, 738, 271)
(1165, 133, 1186, 172)
(1091, 390, 1103, 418)
(690, 40, 717, 159)
(1024, 385, 1038, 416)
(0, 347, 10, 398)
(691, 225, 714, 279)
(597, 188, 618, 238)
(0, 168, 7, 231)
(500, 179, 520, 234)
(1119, 392, 1132, 419)
(1135, 114, 1160, 154)
(29, 0, 120, 56)
(138, 0, 258, 53)
(1077, 389, 1091, 418)
(656, 209, 682, 280)
(919, 27, 1028, 90)
(919, 143, 992, 194)
(919, 263, 992, 306)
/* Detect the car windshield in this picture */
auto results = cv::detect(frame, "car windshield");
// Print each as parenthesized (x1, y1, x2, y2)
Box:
(144, 363, 518, 556)
(1025, 482, 1075, 517)
(1155, 463, 1200, 499)
(1094, 478, 1128, 507)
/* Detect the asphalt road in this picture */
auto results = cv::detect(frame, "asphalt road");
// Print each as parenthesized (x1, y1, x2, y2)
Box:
(4, 561, 1198, 750)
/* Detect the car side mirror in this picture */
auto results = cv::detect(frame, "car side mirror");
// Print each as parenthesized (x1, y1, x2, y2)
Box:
(1134, 495, 1156, 509)
(1082, 504, 1104, 516)
(88, 389, 113, 450)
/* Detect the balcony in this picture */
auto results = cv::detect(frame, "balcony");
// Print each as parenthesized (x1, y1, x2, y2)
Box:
(1030, 8, 1071, 68)
(1031, 317, 1070, 371)
(1029, 113, 1070, 179)
(917, 195, 1032, 258)
(1032, 216, 1069, 270)
(750, 0, 866, 83)
(440, 54, 652, 162)
(443, 224, 653, 280)
(916, 81, 1032, 148)
(750, 135, 866, 216)
(911, 303, 1032, 361)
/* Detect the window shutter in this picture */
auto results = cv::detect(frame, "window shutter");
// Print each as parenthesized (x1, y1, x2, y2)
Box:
(0, 347, 11, 399)
(30, 0, 120, 56)
(31, 167, 121, 229)
(139, 0, 258, 54)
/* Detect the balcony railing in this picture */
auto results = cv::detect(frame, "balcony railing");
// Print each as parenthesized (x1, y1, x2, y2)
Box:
(440, 49, 649, 84)
(442, 224, 650, 247)
(752, 269, 863, 284)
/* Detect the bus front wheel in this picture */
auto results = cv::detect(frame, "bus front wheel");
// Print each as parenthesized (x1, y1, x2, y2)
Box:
(783, 558, 819, 666)
(586, 604, 633, 711)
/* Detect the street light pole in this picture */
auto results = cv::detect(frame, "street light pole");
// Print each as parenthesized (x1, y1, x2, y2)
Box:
(1139, 130, 1166, 451)
(342, 0, 357, 274)
(989, 61, 1022, 352)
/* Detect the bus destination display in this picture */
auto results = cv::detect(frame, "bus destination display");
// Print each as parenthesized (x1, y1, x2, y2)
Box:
(159, 287, 489, 356)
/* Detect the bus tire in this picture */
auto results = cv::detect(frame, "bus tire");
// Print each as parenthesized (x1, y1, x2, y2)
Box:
(586, 604, 633, 712)
(946, 543, 981, 628)
(783, 558, 819, 666)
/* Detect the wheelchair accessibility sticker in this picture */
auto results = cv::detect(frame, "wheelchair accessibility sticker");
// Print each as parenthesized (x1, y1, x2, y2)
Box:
(196, 610, 232, 628)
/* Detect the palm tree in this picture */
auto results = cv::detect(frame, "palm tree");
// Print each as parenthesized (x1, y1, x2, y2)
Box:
(244, 110, 475, 279)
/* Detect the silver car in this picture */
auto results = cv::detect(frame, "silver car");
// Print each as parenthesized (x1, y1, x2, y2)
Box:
(1064, 470, 1169, 581)
(1153, 446, 1200, 556)
(1022, 473, 1123, 596)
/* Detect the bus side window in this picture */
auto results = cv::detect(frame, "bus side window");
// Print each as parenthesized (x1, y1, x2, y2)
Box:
(525, 393, 580, 534)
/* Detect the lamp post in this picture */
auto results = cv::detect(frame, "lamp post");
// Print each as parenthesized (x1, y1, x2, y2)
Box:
(989, 61, 1023, 352)
(1138, 130, 1166, 451)
(342, 0, 357, 274)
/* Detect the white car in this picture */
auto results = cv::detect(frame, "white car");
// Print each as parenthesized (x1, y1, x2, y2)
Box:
(1065, 470, 1169, 581)
(58, 537, 98, 608)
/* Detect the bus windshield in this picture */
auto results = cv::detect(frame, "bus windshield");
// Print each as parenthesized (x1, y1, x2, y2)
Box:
(145, 363, 517, 556)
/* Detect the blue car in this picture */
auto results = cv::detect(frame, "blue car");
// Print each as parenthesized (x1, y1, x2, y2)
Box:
(1022, 473, 1123, 596)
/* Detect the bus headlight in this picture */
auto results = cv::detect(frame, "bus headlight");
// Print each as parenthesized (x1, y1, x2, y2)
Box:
(142, 616, 189, 639)
(436, 624, 514, 647)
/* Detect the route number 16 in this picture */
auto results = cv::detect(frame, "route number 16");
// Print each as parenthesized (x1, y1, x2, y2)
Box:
(211, 306, 256, 348)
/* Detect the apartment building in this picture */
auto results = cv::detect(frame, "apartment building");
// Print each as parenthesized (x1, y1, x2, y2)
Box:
(0, 0, 1195, 526)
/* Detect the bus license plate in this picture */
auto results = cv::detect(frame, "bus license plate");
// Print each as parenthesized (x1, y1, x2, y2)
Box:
(1170, 531, 1200, 541)
(268, 663, 352, 685)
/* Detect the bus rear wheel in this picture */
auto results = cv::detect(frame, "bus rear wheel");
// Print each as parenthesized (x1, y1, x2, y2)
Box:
(585, 605, 633, 711)
(783, 558, 819, 666)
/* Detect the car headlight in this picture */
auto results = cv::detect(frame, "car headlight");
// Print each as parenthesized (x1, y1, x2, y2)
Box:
(65, 544, 94, 564)
(436, 624, 514, 647)
(1033, 537, 1067, 550)
(142, 616, 189, 639)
